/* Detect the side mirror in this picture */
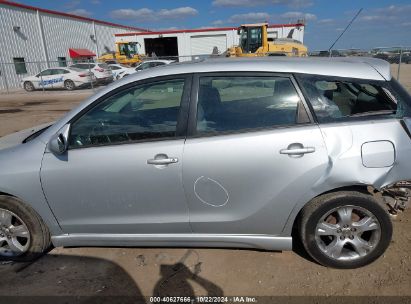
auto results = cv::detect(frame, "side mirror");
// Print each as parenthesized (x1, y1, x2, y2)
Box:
(48, 124, 70, 155)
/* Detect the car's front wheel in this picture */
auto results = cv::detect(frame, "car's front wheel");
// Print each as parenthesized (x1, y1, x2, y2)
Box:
(0, 196, 51, 261)
(23, 81, 34, 92)
(298, 191, 392, 268)
(64, 80, 75, 91)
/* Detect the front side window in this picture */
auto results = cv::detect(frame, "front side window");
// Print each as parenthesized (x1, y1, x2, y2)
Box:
(196, 76, 305, 134)
(69, 79, 185, 148)
(136, 62, 151, 71)
(38, 69, 53, 77)
(151, 62, 165, 67)
(295, 74, 409, 123)
(51, 69, 68, 75)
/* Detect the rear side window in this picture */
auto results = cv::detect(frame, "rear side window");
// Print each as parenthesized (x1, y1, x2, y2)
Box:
(51, 69, 69, 75)
(196, 76, 307, 134)
(72, 64, 94, 69)
(296, 74, 410, 123)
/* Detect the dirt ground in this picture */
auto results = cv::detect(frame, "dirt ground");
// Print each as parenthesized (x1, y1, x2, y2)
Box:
(0, 64, 410, 301)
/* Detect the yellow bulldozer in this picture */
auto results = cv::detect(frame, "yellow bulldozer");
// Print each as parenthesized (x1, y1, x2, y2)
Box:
(98, 41, 145, 66)
(227, 23, 308, 57)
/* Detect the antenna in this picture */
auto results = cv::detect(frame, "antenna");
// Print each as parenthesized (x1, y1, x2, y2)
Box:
(328, 8, 363, 55)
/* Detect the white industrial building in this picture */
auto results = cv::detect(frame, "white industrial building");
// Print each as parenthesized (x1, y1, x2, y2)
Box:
(0, 0, 146, 90)
(115, 23, 305, 61)
(0, 0, 305, 90)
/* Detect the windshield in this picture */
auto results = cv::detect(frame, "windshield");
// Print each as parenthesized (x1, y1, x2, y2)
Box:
(239, 27, 248, 51)
(239, 27, 262, 53)
(119, 43, 138, 58)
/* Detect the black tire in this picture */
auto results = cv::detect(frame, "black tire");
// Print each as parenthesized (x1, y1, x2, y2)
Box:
(0, 195, 51, 262)
(64, 80, 75, 91)
(23, 81, 35, 92)
(298, 191, 392, 269)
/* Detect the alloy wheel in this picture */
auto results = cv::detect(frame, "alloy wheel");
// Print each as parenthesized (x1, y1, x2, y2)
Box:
(0, 208, 30, 257)
(314, 205, 381, 261)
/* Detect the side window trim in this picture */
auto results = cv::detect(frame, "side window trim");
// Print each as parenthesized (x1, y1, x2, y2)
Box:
(186, 72, 313, 137)
(67, 74, 193, 150)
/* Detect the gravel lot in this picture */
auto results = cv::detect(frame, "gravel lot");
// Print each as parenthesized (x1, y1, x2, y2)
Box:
(0, 64, 410, 301)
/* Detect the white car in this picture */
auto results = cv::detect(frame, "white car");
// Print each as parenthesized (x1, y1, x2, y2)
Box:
(117, 60, 174, 79)
(70, 63, 114, 84)
(108, 64, 129, 80)
(22, 67, 96, 91)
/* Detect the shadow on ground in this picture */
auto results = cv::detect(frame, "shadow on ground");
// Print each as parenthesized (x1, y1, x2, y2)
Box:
(0, 250, 225, 303)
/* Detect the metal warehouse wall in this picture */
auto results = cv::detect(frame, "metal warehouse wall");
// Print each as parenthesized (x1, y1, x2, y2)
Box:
(41, 13, 131, 61)
(0, 5, 44, 62)
(0, 5, 46, 89)
(95, 23, 130, 56)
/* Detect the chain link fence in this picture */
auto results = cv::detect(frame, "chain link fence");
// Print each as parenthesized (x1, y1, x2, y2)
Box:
(1, 47, 410, 94)
(310, 46, 411, 81)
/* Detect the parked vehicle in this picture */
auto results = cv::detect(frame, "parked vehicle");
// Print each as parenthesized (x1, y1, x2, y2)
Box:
(316, 50, 344, 57)
(373, 52, 411, 64)
(21, 67, 95, 91)
(373, 53, 391, 62)
(116, 60, 173, 79)
(108, 64, 129, 80)
(226, 23, 308, 57)
(98, 41, 145, 66)
(388, 53, 411, 64)
(1, 57, 411, 268)
(69, 63, 113, 84)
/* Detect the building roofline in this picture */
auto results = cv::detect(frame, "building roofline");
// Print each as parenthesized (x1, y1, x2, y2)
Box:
(115, 23, 305, 37)
(0, 0, 149, 32)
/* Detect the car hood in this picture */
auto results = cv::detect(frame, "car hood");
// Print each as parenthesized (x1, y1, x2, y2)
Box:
(0, 122, 53, 150)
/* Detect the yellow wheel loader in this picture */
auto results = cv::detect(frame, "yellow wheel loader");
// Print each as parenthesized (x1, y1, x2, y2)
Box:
(98, 42, 146, 66)
(227, 23, 308, 57)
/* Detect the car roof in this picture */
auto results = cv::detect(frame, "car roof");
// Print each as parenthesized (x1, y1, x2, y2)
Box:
(120, 57, 391, 83)
(141, 59, 173, 64)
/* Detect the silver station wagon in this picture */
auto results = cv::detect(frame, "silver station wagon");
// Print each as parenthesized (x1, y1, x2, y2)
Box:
(0, 57, 410, 269)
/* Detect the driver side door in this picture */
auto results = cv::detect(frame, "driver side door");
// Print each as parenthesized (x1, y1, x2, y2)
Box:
(34, 69, 54, 89)
(40, 75, 192, 234)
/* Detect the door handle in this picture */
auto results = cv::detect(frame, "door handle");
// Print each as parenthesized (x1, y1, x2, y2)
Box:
(280, 147, 315, 155)
(280, 143, 315, 158)
(147, 157, 179, 165)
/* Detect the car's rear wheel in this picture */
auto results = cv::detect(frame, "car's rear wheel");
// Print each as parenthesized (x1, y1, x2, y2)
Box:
(298, 191, 392, 268)
(64, 80, 75, 91)
(0, 195, 51, 261)
(23, 81, 34, 92)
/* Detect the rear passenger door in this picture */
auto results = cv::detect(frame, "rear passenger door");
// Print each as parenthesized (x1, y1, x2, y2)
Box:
(182, 73, 329, 235)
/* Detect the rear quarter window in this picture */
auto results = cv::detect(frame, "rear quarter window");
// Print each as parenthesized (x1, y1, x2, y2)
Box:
(295, 74, 411, 123)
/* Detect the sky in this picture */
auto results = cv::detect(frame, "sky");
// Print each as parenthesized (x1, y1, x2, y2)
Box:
(16, 0, 411, 51)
